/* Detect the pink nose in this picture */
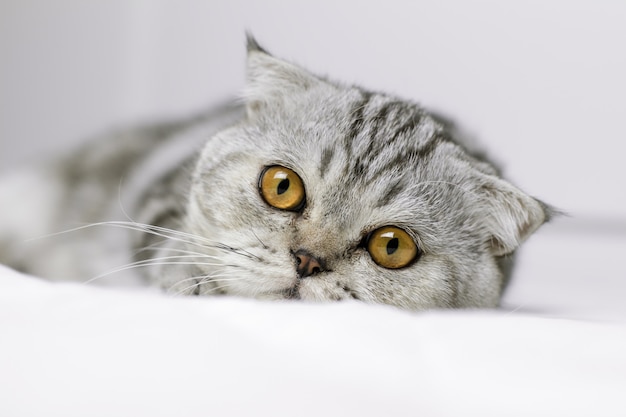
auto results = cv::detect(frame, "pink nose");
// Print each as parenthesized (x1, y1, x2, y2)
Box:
(294, 250, 324, 278)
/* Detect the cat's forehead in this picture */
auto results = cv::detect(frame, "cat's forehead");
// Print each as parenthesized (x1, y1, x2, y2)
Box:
(253, 88, 475, 234)
(264, 87, 466, 194)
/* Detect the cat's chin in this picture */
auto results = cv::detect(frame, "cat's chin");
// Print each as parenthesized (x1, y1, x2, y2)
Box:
(254, 284, 301, 301)
(285, 280, 360, 303)
(252, 283, 343, 303)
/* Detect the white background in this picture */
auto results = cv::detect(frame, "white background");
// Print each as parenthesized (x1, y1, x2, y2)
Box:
(1, 4, 625, 415)
(1, 1, 625, 315)
(1, 0, 625, 219)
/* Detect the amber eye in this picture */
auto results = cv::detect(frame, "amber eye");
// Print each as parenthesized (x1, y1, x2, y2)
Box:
(367, 226, 419, 269)
(259, 166, 306, 211)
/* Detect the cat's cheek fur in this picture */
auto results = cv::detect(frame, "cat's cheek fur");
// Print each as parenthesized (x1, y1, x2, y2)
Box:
(186, 160, 310, 297)
(357, 257, 457, 310)
(451, 255, 502, 308)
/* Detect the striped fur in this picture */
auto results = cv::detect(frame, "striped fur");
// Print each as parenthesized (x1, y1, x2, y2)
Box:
(0, 38, 551, 309)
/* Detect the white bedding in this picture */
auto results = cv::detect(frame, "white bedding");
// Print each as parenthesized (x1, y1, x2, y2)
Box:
(2, 227, 625, 417)
(3, 2, 626, 416)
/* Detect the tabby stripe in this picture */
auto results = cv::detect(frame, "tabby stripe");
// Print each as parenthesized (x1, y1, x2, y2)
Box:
(359, 101, 401, 164)
(365, 133, 446, 184)
(319, 147, 334, 179)
(367, 101, 396, 141)
(417, 132, 448, 160)
(343, 91, 373, 171)
(376, 179, 405, 207)
(389, 111, 423, 144)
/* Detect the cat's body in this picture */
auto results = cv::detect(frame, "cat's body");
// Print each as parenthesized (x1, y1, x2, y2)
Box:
(0, 104, 244, 287)
(0, 38, 551, 310)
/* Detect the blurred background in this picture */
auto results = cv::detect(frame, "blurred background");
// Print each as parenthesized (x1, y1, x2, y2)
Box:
(1, 0, 625, 319)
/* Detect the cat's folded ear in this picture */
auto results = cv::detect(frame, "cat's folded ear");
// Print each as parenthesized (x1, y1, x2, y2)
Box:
(243, 34, 323, 116)
(479, 175, 554, 256)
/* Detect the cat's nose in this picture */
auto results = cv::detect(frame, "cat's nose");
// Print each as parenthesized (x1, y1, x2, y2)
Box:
(294, 250, 324, 278)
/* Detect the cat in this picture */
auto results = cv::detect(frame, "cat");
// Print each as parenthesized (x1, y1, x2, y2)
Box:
(0, 35, 553, 310)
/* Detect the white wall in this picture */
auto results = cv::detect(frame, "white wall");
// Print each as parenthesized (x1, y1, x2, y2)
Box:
(2, 0, 625, 221)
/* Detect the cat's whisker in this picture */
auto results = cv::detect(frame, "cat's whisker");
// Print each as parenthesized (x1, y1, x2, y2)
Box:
(503, 303, 527, 316)
(167, 275, 206, 289)
(167, 270, 249, 294)
(169, 272, 240, 288)
(199, 285, 229, 296)
(85, 258, 226, 284)
(100, 221, 262, 261)
(121, 221, 220, 246)
(251, 230, 269, 250)
(213, 242, 261, 261)
(198, 276, 254, 294)
(168, 276, 206, 295)
(29, 220, 261, 263)
(171, 280, 203, 296)
(195, 279, 245, 296)
(117, 176, 135, 224)
(110, 222, 215, 250)
(198, 275, 246, 285)
(138, 245, 222, 261)
(29, 221, 211, 250)
(24, 221, 203, 250)
(133, 241, 232, 268)
(133, 238, 170, 256)
(170, 273, 239, 296)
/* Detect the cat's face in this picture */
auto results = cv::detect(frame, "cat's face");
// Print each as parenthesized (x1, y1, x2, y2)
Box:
(179, 42, 549, 310)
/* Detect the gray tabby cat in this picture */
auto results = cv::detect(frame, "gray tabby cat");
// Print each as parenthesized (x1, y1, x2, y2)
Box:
(0, 37, 552, 310)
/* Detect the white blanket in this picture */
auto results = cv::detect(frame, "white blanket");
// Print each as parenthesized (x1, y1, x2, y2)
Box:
(1, 254, 625, 417)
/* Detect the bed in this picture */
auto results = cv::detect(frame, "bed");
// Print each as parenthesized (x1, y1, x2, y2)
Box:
(1, 217, 624, 417)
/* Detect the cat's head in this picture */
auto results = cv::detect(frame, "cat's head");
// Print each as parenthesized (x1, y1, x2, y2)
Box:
(181, 37, 551, 309)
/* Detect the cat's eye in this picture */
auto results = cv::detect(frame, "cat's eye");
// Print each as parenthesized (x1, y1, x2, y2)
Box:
(367, 226, 419, 269)
(259, 166, 306, 211)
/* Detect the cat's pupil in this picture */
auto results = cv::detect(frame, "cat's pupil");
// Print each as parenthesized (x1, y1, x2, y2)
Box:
(386, 238, 399, 255)
(277, 179, 290, 195)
